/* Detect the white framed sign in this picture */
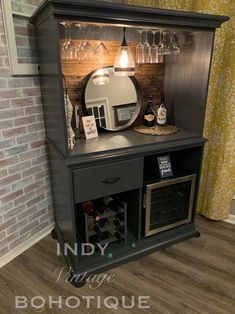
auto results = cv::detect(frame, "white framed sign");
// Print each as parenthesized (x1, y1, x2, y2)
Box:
(1, 0, 39, 75)
(82, 116, 99, 139)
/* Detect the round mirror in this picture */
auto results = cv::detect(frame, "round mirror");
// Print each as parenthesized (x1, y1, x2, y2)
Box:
(84, 67, 141, 131)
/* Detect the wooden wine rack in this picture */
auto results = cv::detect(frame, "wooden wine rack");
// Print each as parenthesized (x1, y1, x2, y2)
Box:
(77, 200, 127, 249)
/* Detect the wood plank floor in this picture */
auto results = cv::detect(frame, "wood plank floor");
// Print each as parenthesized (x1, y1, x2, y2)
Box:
(0, 216, 234, 313)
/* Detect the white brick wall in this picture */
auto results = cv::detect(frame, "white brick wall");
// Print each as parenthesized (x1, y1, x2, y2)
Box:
(0, 0, 124, 262)
(0, 0, 53, 259)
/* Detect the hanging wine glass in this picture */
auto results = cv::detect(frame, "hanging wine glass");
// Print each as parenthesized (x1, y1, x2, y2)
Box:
(150, 29, 159, 63)
(75, 23, 83, 61)
(64, 22, 77, 60)
(157, 30, 164, 63)
(143, 30, 151, 63)
(136, 29, 144, 64)
(60, 21, 69, 60)
(94, 26, 109, 56)
(170, 32, 181, 55)
(162, 31, 171, 55)
(83, 25, 94, 60)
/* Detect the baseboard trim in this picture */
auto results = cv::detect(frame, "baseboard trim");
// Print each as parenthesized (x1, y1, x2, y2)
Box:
(0, 224, 54, 269)
(223, 215, 235, 225)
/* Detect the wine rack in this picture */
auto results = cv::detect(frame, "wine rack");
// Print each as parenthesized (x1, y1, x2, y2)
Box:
(77, 197, 127, 250)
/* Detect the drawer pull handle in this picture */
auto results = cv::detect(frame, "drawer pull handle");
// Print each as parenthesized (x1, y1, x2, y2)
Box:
(102, 177, 121, 184)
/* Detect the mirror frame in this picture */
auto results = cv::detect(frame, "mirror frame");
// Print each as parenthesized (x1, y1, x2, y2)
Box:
(82, 66, 142, 132)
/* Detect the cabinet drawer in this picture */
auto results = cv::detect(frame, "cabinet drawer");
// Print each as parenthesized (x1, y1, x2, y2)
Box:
(73, 158, 143, 203)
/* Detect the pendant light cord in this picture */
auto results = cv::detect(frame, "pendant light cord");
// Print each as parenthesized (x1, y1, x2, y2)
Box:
(121, 27, 128, 46)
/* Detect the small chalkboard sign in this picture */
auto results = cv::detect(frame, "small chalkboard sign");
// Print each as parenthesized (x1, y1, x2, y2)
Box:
(157, 155, 173, 178)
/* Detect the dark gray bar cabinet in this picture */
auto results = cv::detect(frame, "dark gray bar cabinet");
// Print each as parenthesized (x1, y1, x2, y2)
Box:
(31, 0, 228, 286)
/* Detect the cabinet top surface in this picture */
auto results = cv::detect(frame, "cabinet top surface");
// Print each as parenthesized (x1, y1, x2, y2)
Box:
(31, 0, 229, 28)
(61, 128, 206, 166)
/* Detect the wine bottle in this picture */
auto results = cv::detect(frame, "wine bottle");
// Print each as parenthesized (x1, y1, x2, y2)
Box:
(81, 201, 100, 221)
(108, 229, 122, 240)
(157, 94, 167, 126)
(108, 216, 121, 227)
(114, 197, 125, 210)
(94, 199, 106, 214)
(98, 218, 109, 228)
(88, 222, 103, 238)
(92, 223, 100, 233)
(144, 95, 156, 127)
(103, 196, 124, 212)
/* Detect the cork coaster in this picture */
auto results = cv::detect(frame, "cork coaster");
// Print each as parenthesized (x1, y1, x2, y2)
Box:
(133, 125, 179, 136)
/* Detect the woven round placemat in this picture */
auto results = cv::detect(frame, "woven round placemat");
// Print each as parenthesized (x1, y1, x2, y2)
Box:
(133, 125, 179, 136)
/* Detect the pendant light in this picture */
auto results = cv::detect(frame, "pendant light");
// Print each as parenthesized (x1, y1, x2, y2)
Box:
(92, 68, 110, 86)
(114, 27, 135, 76)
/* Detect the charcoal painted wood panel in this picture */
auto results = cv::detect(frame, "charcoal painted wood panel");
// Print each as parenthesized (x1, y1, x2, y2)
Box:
(48, 144, 79, 269)
(31, 0, 229, 29)
(37, 15, 67, 156)
(164, 31, 215, 134)
(73, 157, 144, 203)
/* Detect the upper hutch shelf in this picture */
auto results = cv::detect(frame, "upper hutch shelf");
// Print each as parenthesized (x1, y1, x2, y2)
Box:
(30, 0, 229, 159)
(31, 0, 228, 28)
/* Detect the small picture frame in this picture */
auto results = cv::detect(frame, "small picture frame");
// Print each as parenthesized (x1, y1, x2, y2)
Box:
(82, 115, 98, 139)
(157, 155, 173, 178)
(113, 103, 137, 127)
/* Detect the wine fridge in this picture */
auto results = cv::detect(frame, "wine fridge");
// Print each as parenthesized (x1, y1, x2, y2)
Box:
(144, 174, 196, 236)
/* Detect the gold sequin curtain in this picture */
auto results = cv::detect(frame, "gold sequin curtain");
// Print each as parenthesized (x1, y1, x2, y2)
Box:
(125, 0, 235, 220)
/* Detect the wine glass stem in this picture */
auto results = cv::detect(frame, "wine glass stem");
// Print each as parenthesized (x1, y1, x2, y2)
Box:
(139, 31, 142, 45)
(159, 31, 162, 45)
(68, 24, 71, 43)
(153, 32, 157, 45)
(84, 26, 87, 43)
(145, 31, 148, 44)
(64, 24, 67, 45)
(100, 27, 103, 43)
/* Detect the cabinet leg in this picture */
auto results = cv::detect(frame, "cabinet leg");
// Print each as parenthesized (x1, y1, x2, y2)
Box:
(51, 229, 58, 240)
(195, 231, 201, 238)
(68, 272, 87, 288)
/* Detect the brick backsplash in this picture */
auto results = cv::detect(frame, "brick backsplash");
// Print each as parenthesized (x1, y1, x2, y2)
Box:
(0, 0, 53, 260)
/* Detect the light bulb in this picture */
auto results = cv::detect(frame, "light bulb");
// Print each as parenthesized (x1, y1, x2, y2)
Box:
(119, 49, 129, 67)
(114, 27, 135, 76)
(92, 68, 110, 86)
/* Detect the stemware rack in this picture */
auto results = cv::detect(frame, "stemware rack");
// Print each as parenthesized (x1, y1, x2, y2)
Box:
(59, 21, 182, 63)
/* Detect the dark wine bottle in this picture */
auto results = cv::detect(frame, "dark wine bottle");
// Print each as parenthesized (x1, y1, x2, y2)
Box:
(81, 201, 100, 221)
(103, 196, 124, 212)
(108, 216, 121, 227)
(144, 95, 156, 127)
(94, 199, 106, 214)
(109, 229, 122, 240)
(98, 218, 109, 228)
(157, 94, 167, 126)
(92, 223, 100, 233)
(114, 196, 125, 210)
(88, 222, 102, 237)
